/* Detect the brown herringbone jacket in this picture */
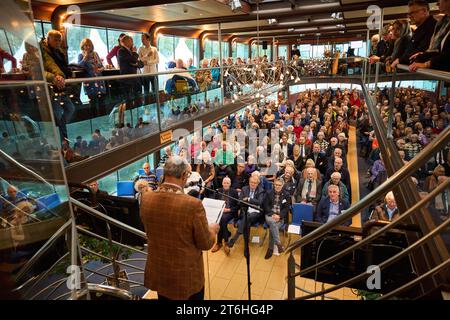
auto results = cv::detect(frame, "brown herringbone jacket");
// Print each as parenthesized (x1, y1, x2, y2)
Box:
(140, 183, 213, 299)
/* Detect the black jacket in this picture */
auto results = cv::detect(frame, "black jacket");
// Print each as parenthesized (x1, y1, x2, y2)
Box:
(316, 197, 351, 226)
(118, 47, 144, 75)
(215, 188, 239, 216)
(399, 15, 437, 64)
(262, 190, 291, 220)
(239, 185, 265, 217)
(307, 152, 328, 175)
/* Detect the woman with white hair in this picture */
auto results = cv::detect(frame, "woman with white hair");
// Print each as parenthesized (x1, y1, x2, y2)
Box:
(337, 132, 348, 154)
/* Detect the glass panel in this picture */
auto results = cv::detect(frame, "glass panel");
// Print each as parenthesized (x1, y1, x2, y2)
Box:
(118, 156, 148, 181)
(0, 0, 75, 298)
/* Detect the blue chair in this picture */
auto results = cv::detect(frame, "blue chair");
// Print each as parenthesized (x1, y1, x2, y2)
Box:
(138, 169, 145, 175)
(36, 193, 61, 211)
(117, 181, 135, 197)
(155, 167, 164, 181)
(287, 203, 314, 245)
(264, 181, 273, 191)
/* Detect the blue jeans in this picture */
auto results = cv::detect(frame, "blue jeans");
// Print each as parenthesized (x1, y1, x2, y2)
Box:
(51, 95, 75, 140)
(265, 215, 283, 249)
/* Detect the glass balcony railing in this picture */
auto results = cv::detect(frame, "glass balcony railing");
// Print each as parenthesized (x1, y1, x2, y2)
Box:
(0, 0, 74, 298)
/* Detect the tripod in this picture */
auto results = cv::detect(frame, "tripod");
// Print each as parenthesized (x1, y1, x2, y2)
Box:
(202, 185, 261, 301)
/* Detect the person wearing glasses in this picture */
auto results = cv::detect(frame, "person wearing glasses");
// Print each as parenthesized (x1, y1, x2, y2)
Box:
(409, 0, 450, 72)
(391, 0, 437, 69)
(140, 156, 219, 300)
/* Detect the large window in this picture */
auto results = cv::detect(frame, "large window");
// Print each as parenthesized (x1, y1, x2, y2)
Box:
(64, 25, 143, 66)
(0, 27, 29, 72)
(34, 20, 52, 41)
(204, 40, 229, 60)
(278, 45, 288, 60)
(299, 44, 311, 59)
(251, 44, 271, 60)
(157, 34, 199, 68)
(66, 25, 108, 64)
(232, 42, 248, 59)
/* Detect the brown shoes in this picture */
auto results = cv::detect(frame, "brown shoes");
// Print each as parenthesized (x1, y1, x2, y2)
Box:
(211, 243, 222, 253)
(223, 244, 231, 256)
(276, 244, 285, 254)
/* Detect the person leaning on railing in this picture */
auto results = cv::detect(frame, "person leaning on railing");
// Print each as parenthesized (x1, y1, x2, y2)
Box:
(391, 0, 437, 69)
(78, 38, 106, 117)
(118, 35, 144, 119)
(409, 0, 450, 72)
(39, 30, 75, 141)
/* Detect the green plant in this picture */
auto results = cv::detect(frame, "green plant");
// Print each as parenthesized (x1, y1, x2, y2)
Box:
(79, 235, 132, 263)
(356, 289, 382, 300)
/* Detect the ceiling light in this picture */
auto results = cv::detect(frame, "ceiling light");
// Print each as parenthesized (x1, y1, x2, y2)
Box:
(298, 3, 339, 10)
(278, 20, 308, 26)
(314, 18, 335, 23)
(267, 19, 278, 25)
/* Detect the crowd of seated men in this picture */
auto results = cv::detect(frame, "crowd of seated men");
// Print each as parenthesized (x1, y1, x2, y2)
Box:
(128, 87, 363, 259)
(357, 84, 449, 223)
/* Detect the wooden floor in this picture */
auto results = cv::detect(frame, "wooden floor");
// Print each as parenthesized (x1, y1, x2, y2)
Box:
(144, 125, 362, 300)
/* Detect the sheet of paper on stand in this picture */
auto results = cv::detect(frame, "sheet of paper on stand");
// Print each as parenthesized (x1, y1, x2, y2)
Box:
(288, 224, 301, 234)
(202, 198, 225, 224)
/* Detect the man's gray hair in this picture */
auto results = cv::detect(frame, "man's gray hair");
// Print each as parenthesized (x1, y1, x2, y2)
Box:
(164, 156, 190, 179)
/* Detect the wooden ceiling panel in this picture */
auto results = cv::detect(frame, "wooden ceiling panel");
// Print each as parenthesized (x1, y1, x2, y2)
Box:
(106, 0, 244, 23)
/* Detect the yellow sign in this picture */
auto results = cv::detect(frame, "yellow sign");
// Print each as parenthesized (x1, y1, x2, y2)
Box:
(160, 130, 173, 144)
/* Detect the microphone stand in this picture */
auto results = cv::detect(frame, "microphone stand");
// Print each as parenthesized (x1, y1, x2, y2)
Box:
(201, 185, 261, 301)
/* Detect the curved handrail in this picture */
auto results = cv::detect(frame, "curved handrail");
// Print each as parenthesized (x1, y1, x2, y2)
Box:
(397, 64, 450, 82)
(290, 177, 449, 278)
(68, 283, 138, 300)
(378, 259, 450, 300)
(286, 125, 450, 254)
(70, 197, 147, 240)
(296, 211, 450, 300)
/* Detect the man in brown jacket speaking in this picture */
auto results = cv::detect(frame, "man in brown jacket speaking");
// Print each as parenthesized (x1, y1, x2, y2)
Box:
(140, 156, 219, 300)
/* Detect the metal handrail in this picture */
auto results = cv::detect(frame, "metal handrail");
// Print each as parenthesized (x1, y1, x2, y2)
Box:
(65, 283, 138, 300)
(15, 219, 72, 282)
(378, 259, 450, 300)
(397, 64, 450, 82)
(286, 125, 450, 254)
(70, 197, 147, 239)
(296, 212, 450, 300)
(76, 226, 147, 256)
(80, 246, 145, 272)
(0, 57, 370, 87)
(290, 177, 449, 278)
(22, 252, 70, 299)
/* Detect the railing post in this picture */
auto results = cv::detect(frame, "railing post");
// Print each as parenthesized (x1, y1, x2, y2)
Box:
(387, 67, 397, 139)
(287, 252, 295, 300)
(374, 62, 380, 92)
(155, 74, 162, 132)
(218, 22, 225, 102)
